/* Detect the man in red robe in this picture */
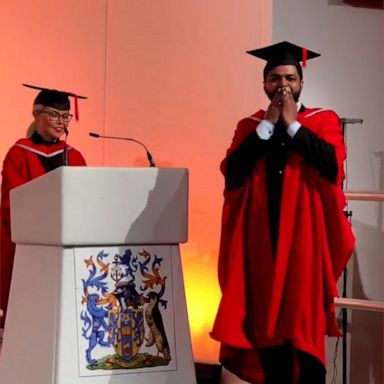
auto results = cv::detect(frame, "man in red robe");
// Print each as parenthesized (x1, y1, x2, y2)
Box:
(211, 42, 355, 384)
(0, 85, 86, 327)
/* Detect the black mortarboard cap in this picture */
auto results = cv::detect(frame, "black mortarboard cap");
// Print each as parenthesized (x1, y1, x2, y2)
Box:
(246, 41, 321, 79)
(23, 83, 87, 121)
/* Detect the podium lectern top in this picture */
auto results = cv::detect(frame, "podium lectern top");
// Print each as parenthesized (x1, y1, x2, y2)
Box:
(11, 167, 188, 246)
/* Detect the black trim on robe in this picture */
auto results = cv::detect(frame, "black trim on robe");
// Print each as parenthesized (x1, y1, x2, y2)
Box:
(290, 126, 338, 182)
(265, 121, 291, 251)
(31, 131, 65, 172)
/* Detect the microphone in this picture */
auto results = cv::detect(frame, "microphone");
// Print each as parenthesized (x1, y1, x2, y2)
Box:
(89, 132, 156, 167)
(63, 128, 69, 166)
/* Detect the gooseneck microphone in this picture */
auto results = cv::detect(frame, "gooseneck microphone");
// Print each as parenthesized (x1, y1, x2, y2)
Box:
(63, 128, 69, 166)
(89, 132, 156, 167)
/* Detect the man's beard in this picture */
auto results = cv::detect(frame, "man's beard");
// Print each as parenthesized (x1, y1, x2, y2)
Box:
(266, 87, 301, 102)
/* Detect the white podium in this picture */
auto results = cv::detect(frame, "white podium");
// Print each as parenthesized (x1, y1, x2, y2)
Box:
(0, 167, 196, 384)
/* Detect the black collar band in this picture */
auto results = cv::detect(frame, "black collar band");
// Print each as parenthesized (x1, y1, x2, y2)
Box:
(31, 131, 60, 146)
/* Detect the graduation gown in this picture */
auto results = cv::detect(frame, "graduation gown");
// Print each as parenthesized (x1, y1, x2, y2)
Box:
(0, 132, 86, 325)
(210, 107, 355, 383)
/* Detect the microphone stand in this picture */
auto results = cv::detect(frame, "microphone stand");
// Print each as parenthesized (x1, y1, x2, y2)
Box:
(63, 128, 69, 166)
(339, 117, 363, 384)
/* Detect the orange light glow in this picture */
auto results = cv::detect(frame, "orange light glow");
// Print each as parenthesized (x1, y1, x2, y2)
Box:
(182, 247, 221, 363)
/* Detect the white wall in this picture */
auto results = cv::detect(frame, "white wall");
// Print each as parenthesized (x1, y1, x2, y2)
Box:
(273, 1, 384, 383)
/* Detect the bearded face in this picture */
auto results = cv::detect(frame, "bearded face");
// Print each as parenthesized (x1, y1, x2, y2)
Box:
(263, 65, 303, 102)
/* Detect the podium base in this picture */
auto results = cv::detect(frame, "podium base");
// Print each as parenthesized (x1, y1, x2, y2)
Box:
(0, 244, 196, 384)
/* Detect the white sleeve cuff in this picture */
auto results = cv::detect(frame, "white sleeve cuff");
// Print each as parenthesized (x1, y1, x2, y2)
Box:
(287, 120, 302, 138)
(256, 120, 274, 140)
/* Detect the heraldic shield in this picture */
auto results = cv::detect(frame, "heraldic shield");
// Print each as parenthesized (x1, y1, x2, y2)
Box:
(76, 246, 175, 375)
(109, 309, 145, 360)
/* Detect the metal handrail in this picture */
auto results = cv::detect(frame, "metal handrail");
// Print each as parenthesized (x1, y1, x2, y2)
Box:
(335, 297, 384, 312)
(345, 191, 384, 201)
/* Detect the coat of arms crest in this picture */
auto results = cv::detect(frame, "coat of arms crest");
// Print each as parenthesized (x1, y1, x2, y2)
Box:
(79, 247, 172, 371)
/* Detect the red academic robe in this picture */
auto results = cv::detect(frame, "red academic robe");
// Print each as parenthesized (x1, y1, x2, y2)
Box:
(0, 137, 86, 325)
(210, 108, 355, 383)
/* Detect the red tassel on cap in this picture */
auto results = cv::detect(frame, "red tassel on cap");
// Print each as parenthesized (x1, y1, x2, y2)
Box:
(74, 95, 79, 121)
(302, 47, 307, 68)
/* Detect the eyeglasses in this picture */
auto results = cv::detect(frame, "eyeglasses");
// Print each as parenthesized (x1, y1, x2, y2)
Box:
(40, 110, 73, 122)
